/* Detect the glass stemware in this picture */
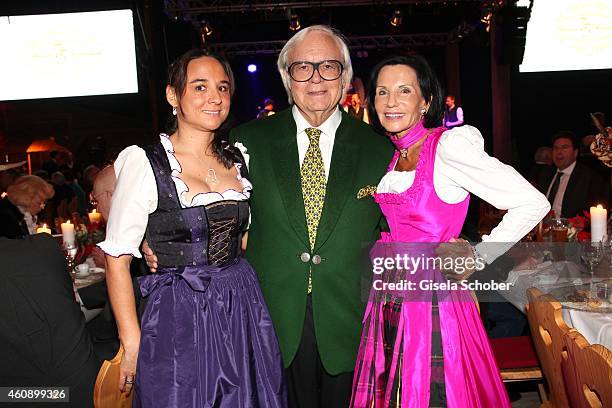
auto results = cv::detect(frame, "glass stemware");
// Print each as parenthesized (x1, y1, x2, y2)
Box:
(580, 242, 604, 296)
(63, 241, 78, 280)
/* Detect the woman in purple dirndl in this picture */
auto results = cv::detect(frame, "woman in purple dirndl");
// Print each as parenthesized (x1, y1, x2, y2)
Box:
(99, 50, 286, 407)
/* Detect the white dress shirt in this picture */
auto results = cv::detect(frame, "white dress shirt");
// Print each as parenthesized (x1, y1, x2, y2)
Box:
(377, 125, 551, 263)
(98, 134, 252, 258)
(546, 161, 576, 218)
(292, 105, 342, 180)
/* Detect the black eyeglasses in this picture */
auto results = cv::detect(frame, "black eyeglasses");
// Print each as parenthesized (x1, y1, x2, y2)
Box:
(288, 60, 344, 82)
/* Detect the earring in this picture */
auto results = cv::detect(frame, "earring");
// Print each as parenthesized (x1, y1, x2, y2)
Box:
(172, 106, 177, 116)
(420, 107, 427, 115)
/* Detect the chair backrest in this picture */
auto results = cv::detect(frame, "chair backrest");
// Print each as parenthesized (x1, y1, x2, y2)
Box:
(526, 287, 573, 407)
(562, 330, 612, 408)
(93, 345, 132, 408)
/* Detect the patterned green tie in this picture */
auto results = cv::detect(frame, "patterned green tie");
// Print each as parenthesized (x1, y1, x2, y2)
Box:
(301, 127, 326, 293)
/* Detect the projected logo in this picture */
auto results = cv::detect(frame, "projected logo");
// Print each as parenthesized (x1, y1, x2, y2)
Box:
(520, 0, 612, 72)
(0, 10, 138, 101)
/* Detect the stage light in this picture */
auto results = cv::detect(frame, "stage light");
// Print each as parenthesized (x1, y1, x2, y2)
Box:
(199, 20, 213, 45)
(390, 10, 403, 27)
(247, 64, 257, 73)
(289, 13, 301, 31)
(201, 20, 213, 36)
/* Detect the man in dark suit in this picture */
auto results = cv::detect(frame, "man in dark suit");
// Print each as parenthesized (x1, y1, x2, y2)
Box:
(536, 131, 609, 218)
(0, 234, 101, 407)
(231, 25, 392, 407)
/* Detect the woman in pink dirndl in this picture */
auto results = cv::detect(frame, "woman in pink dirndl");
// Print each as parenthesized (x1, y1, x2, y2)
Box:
(350, 55, 550, 407)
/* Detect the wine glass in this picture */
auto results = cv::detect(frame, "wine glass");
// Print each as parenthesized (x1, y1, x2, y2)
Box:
(580, 242, 603, 296)
(63, 241, 78, 280)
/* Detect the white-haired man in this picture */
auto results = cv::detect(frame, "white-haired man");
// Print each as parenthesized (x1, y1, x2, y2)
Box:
(230, 25, 393, 407)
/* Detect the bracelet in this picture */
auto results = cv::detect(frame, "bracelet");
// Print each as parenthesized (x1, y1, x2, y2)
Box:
(469, 244, 486, 271)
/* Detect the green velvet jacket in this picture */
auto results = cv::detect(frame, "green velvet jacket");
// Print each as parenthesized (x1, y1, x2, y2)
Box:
(230, 108, 393, 375)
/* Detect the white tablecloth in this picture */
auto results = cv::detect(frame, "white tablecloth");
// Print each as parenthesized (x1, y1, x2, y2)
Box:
(563, 309, 612, 349)
(502, 261, 612, 349)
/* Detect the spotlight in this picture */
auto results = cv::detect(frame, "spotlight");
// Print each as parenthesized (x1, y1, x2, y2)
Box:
(481, 11, 493, 32)
(201, 20, 213, 37)
(289, 13, 301, 31)
(247, 64, 257, 73)
(390, 10, 403, 27)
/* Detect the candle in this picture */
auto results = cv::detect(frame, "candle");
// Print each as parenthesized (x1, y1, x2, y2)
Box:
(88, 209, 102, 224)
(36, 223, 52, 234)
(590, 204, 607, 243)
(61, 220, 76, 246)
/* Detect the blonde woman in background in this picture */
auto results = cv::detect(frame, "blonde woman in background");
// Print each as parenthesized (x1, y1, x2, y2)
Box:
(0, 175, 54, 238)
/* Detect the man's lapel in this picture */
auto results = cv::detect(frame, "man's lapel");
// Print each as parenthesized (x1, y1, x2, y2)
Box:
(270, 116, 310, 248)
(315, 113, 359, 250)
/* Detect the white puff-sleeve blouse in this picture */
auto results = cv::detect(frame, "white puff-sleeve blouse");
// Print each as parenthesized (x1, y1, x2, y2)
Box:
(377, 125, 550, 263)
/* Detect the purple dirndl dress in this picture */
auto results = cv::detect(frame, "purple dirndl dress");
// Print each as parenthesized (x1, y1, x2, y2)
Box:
(133, 141, 286, 407)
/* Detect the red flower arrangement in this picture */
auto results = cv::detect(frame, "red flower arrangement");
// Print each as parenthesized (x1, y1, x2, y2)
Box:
(567, 210, 591, 242)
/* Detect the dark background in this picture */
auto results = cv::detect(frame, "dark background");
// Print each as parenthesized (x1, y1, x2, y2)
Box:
(0, 0, 610, 174)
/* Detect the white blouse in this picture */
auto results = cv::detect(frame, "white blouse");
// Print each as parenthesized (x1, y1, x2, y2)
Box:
(377, 125, 550, 264)
(98, 134, 252, 258)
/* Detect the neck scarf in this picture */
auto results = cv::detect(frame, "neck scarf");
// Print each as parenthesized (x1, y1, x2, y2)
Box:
(388, 119, 430, 150)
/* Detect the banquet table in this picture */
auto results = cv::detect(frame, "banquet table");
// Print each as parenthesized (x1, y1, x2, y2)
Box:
(502, 260, 612, 349)
(73, 263, 106, 322)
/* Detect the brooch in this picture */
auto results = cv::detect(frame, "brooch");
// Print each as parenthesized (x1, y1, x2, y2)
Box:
(357, 185, 378, 199)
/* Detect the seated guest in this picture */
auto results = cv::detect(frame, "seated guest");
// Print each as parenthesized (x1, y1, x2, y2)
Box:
(50, 171, 77, 219)
(0, 167, 20, 193)
(42, 150, 60, 175)
(536, 131, 609, 218)
(0, 175, 54, 238)
(0, 234, 100, 407)
(527, 146, 553, 184)
(81, 164, 100, 204)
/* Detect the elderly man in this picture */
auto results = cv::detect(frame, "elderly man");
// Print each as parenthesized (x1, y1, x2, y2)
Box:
(91, 165, 115, 220)
(230, 25, 392, 407)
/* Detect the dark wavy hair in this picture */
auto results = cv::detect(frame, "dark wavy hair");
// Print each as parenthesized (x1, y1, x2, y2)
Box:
(367, 55, 444, 132)
(552, 130, 578, 150)
(166, 49, 241, 168)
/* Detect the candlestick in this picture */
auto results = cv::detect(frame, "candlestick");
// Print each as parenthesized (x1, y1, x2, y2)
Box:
(61, 220, 76, 246)
(590, 204, 607, 243)
(88, 209, 102, 224)
(36, 223, 52, 234)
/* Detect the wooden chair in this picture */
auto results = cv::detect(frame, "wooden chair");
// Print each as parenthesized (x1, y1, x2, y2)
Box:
(526, 287, 575, 407)
(491, 335, 546, 401)
(561, 330, 612, 408)
(93, 345, 133, 408)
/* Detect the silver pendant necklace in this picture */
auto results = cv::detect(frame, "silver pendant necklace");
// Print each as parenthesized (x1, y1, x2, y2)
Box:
(205, 168, 219, 184)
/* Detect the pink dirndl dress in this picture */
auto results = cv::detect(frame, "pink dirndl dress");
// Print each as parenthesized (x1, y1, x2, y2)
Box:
(350, 128, 511, 408)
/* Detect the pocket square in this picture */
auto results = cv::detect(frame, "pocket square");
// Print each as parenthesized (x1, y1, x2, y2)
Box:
(357, 185, 377, 199)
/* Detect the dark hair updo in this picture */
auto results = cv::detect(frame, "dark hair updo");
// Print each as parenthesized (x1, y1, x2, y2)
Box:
(367, 55, 444, 132)
(166, 49, 241, 169)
